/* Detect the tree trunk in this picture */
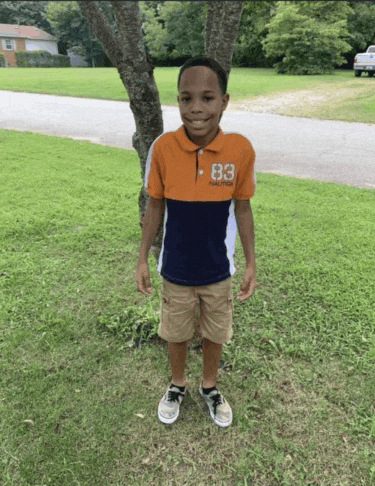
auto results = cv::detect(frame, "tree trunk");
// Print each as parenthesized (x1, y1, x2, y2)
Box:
(79, 1, 244, 262)
(78, 1, 164, 260)
(205, 0, 244, 78)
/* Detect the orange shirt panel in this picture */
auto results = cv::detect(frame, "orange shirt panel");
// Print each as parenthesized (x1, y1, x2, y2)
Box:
(146, 126, 255, 202)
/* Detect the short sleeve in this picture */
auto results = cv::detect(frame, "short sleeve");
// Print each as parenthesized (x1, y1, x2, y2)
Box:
(232, 140, 256, 200)
(144, 139, 164, 199)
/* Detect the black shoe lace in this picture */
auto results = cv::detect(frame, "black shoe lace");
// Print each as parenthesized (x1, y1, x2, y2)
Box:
(167, 390, 183, 403)
(210, 392, 223, 414)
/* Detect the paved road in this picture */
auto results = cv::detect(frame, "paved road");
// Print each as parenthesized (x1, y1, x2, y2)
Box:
(1, 90, 374, 189)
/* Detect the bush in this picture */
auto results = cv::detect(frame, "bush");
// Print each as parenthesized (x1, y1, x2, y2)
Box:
(0, 52, 6, 68)
(15, 50, 70, 68)
(263, 2, 353, 75)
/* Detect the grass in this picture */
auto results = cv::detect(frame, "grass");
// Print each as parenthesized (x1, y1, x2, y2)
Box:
(0, 67, 374, 123)
(1, 129, 375, 485)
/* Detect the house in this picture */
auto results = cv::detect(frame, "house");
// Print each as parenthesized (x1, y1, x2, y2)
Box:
(0, 24, 58, 67)
(0, 23, 89, 67)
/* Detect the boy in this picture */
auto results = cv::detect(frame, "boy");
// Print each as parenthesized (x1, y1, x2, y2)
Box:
(136, 56, 256, 428)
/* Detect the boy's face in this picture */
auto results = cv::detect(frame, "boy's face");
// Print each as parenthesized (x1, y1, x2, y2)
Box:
(178, 66, 229, 147)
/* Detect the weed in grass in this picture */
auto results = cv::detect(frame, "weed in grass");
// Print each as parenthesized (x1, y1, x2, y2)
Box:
(98, 302, 159, 348)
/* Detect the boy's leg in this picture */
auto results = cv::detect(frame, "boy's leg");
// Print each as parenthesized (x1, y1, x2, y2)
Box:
(196, 279, 233, 427)
(158, 280, 197, 424)
(200, 336, 232, 428)
(198, 277, 233, 388)
(159, 278, 198, 387)
(159, 342, 188, 425)
(168, 340, 188, 387)
(202, 338, 222, 388)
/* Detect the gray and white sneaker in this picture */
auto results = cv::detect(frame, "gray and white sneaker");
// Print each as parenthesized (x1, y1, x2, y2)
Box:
(158, 384, 186, 424)
(199, 385, 232, 427)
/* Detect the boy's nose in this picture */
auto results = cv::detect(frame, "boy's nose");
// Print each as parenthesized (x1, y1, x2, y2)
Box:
(190, 100, 203, 113)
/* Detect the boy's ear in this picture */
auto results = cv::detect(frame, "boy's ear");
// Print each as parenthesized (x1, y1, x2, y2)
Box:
(222, 93, 230, 110)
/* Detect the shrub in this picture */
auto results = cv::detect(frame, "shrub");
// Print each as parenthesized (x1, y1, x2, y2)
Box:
(0, 52, 6, 68)
(15, 50, 70, 68)
(263, 2, 353, 75)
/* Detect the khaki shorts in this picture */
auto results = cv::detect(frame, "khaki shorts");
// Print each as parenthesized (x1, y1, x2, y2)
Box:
(159, 277, 233, 344)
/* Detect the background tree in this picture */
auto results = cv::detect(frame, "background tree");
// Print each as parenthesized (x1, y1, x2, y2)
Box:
(140, 1, 206, 65)
(139, 0, 375, 70)
(140, 1, 245, 73)
(78, 0, 244, 259)
(344, 1, 375, 67)
(3, 1, 375, 71)
(139, 1, 168, 64)
(0, 1, 50, 31)
(233, 1, 276, 68)
(262, 1, 353, 74)
(45, 1, 112, 66)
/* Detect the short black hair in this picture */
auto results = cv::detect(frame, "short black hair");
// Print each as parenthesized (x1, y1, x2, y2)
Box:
(178, 56, 228, 95)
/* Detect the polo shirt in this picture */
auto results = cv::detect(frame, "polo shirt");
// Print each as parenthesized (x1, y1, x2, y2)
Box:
(144, 125, 256, 286)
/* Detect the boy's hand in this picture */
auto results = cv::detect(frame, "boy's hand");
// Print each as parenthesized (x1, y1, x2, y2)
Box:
(136, 263, 153, 296)
(237, 265, 256, 301)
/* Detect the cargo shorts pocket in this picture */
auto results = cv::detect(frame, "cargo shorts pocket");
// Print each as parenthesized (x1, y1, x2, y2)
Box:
(159, 288, 197, 343)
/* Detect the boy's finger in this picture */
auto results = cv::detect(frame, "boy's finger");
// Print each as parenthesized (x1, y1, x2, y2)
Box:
(136, 276, 149, 295)
(143, 273, 153, 294)
(137, 284, 152, 296)
(237, 279, 256, 300)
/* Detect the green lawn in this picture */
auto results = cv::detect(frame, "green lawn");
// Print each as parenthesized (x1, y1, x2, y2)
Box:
(1, 67, 374, 123)
(1, 129, 375, 485)
(0, 66, 356, 103)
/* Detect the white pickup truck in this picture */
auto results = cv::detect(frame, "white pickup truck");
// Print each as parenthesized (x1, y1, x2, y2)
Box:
(354, 46, 375, 77)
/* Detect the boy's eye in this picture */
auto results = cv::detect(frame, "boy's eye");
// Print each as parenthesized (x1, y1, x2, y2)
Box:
(180, 96, 213, 103)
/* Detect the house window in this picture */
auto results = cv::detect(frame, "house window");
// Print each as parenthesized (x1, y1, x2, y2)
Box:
(3, 39, 15, 51)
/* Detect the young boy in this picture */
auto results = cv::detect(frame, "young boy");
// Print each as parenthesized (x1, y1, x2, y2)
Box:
(136, 56, 256, 428)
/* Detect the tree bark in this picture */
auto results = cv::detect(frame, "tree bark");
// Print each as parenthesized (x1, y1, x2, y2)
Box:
(205, 1, 244, 77)
(204, 1, 221, 54)
(79, 1, 164, 260)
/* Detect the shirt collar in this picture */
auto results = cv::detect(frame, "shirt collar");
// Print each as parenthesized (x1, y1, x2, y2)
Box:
(175, 125, 224, 153)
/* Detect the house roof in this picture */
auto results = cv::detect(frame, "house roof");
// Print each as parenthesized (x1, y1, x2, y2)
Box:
(0, 24, 56, 41)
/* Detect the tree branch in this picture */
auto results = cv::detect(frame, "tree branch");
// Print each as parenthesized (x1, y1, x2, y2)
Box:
(205, 0, 244, 76)
(111, 2, 144, 55)
(78, 1, 123, 66)
(204, 1, 216, 53)
(205, 1, 225, 58)
(218, 1, 244, 73)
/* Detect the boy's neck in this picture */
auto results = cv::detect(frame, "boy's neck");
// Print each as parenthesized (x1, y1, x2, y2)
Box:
(183, 125, 220, 148)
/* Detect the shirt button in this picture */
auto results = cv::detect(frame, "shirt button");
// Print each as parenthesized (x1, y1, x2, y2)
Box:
(198, 149, 204, 155)
(199, 169, 204, 175)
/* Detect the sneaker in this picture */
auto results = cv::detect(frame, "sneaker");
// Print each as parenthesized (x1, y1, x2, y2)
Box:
(199, 385, 232, 428)
(158, 384, 186, 424)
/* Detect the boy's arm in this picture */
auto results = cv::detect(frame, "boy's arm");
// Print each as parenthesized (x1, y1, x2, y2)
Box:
(136, 196, 164, 296)
(235, 199, 256, 301)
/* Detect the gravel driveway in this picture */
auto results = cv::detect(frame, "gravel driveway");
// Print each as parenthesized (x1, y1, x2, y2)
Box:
(1, 90, 374, 189)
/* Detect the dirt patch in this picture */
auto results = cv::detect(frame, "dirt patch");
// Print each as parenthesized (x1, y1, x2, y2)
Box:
(227, 81, 374, 118)
(228, 89, 328, 114)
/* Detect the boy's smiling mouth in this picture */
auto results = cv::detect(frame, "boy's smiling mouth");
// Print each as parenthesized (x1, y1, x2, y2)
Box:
(187, 118, 210, 128)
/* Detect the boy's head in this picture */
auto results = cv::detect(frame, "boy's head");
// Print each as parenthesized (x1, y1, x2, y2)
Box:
(177, 56, 229, 147)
